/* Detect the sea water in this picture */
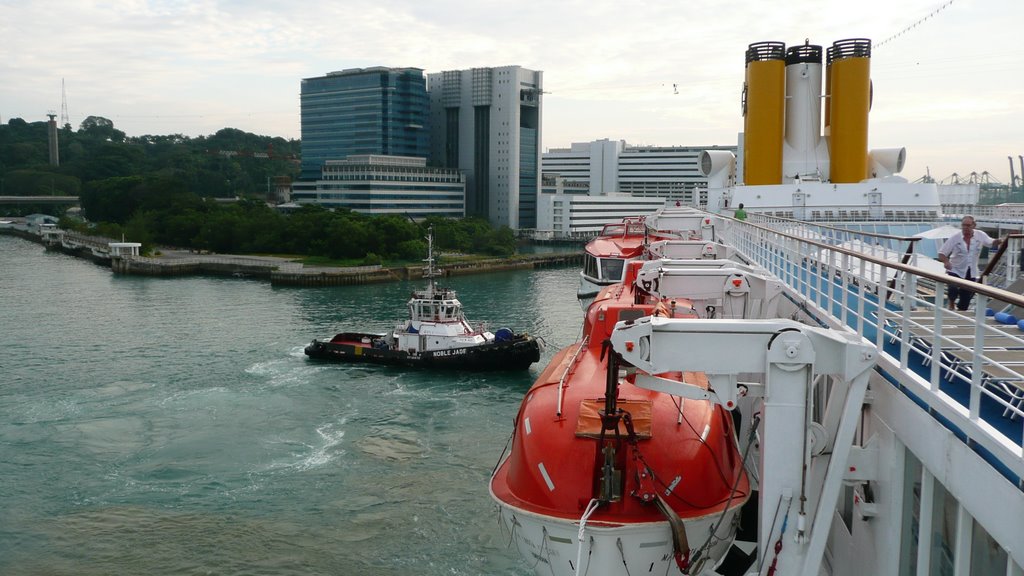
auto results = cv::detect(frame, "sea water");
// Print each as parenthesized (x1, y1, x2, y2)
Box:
(0, 236, 584, 575)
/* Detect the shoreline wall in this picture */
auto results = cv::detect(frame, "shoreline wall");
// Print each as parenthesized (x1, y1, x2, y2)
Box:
(3, 228, 581, 287)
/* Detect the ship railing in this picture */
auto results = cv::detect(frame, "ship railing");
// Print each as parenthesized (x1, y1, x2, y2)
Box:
(980, 235, 1023, 290)
(744, 210, 925, 256)
(741, 204, 942, 224)
(947, 204, 1024, 224)
(723, 217, 1024, 487)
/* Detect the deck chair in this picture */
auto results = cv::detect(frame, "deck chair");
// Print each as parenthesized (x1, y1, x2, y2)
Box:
(991, 276, 1024, 317)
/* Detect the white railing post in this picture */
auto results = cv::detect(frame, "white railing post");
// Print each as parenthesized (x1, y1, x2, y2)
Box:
(899, 283, 912, 370)
(840, 251, 850, 328)
(970, 296, 987, 420)
(856, 258, 867, 338)
(931, 305, 944, 392)
(877, 265, 890, 351)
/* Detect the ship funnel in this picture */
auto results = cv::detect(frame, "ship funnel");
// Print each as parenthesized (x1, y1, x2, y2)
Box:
(782, 42, 828, 180)
(742, 41, 786, 185)
(828, 38, 872, 183)
(824, 45, 834, 134)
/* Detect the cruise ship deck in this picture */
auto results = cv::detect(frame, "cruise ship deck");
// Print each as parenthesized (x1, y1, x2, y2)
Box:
(727, 213, 1024, 489)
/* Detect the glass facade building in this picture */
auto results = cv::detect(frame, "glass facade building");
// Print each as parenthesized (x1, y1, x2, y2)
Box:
(300, 67, 430, 179)
(518, 126, 538, 229)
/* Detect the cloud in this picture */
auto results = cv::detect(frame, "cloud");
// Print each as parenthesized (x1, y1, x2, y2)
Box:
(1, 0, 1022, 177)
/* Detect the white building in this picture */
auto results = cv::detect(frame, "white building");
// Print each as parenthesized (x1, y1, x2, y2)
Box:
(537, 193, 667, 237)
(537, 140, 736, 235)
(541, 173, 589, 196)
(290, 155, 465, 219)
(541, 140, 737, 205)
(428, 66, 543, 229)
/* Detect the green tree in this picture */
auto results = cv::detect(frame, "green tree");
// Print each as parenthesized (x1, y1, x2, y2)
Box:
(79, 116, 126, 143)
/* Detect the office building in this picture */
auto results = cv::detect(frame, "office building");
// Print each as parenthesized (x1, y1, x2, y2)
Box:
(536, 193, 667, 237)
(541, 139, 622, 196)
(428, 66, 543, 229)
(542, 140, 737, 205)
(541, 173, 589, 196)
(300, 67, 430, 179)
(291, 155, 465, 220)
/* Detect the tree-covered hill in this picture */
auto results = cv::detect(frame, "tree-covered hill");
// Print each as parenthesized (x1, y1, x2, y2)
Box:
(0, 116, 300, 203)
(0, 116, 517, 259)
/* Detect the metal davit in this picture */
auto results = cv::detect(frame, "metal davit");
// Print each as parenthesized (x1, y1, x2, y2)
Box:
(743, 41, 786, 185)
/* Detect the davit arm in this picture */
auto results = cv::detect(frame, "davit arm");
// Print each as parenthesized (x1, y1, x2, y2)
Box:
(610, 316, 876, 576)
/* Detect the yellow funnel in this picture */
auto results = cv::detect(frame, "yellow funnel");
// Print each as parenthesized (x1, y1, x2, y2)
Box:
(828, 39, 872, 183)
(743, 42, 786, 185)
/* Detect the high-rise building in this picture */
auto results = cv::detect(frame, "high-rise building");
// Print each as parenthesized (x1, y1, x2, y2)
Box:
(427, 66, 543, 229)
(300, 67, 430, 180)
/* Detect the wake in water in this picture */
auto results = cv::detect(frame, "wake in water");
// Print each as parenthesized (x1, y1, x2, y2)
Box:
(259, 418, 349, 473)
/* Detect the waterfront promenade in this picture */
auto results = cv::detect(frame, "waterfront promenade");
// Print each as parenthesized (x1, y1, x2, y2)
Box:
(0, 222, 582, 287)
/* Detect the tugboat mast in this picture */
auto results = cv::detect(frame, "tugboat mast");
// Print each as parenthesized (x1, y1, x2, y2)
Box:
(422, 225, 441, 295)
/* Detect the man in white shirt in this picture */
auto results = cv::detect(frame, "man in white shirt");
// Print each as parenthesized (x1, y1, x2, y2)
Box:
(938, 216, 1003, 311)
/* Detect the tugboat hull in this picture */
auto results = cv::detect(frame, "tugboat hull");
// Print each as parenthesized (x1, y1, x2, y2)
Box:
(305, 332, 541, 371)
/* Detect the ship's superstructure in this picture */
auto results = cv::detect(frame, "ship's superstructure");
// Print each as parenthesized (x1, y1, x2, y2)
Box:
(702, 39, 941, 224)
(492, 38, 1024, 576)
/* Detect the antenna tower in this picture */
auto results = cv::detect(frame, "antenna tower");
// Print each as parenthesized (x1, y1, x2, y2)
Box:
(60, 79, 70, 128)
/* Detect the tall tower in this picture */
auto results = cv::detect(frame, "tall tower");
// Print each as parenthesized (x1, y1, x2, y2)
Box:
(427, 66, 543, 229)
(60, 79, 71, 129)
(46, 112, 59, 167)
(299, 67, 430, 180)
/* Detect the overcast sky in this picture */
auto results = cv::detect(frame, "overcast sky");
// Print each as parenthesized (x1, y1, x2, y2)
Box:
(2, 0, 1021, 182)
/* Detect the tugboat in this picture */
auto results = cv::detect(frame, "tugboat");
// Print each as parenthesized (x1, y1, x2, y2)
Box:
(304, 228, 541, 370)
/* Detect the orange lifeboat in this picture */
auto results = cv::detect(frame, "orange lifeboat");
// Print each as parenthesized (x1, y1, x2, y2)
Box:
(491, 260, 750, 575)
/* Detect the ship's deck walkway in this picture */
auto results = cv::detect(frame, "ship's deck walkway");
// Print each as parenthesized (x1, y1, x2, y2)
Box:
(885, 308, 1024, 423)
(726, 216, 1024, 490)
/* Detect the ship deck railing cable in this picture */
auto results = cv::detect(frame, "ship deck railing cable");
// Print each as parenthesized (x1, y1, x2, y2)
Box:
(722, 217, 1024, 491)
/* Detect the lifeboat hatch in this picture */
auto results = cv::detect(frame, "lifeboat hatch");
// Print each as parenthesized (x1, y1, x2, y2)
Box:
(575, 399, 653, 439)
